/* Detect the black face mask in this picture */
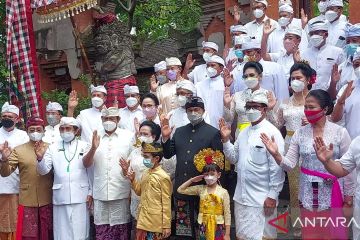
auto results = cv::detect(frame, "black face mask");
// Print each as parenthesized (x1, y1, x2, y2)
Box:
(1, 118, 15, 129)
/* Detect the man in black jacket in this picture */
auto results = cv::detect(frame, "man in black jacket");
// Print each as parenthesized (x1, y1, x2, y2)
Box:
(161, 96, 223, 239)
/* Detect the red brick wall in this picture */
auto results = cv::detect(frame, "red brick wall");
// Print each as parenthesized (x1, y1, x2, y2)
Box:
(349, 0, 359, 24)
(205, 16, 226, 40)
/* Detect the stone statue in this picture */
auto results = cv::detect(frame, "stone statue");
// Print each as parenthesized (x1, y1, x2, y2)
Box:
(93, 5, 137, 108)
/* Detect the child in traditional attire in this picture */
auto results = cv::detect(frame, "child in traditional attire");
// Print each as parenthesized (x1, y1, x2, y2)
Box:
(177, 148, 231, 240)
(124, 142, 172, 240)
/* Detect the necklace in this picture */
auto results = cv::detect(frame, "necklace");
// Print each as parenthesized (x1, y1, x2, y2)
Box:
(291, 94, 304, 106)
(62, 140, 78, 172)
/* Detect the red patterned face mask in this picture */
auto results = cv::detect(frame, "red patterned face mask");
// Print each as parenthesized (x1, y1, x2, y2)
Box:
(304, 109, 325, 124)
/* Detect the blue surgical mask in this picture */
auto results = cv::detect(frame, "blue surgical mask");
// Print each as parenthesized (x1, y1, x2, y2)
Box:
(143, 158, 154, 168)
(345, 43, 359, 57)
(234, 49, 244, 59)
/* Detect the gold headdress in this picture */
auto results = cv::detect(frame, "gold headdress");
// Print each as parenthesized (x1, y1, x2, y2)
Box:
(141, 142, 163, 153)
(193, 148, 224, 173)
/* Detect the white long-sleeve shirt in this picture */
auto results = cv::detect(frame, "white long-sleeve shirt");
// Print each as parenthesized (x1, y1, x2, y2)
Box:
(327, 18, 348, 47)
(187, 64, 208, 85)
(43, 124, 60, 144)
(119, 105, 145, 133)
(245, 16, 279, 41)
(92, 128, 135, 201)
(0, 127, 29, 194)
(233, 59, 289, 101)
(301, 44, 345, 90)
(76, 107, 103, 143)
(336, 83, 360, 140)
(223, 119, 285, 207)
(37, 139, 91, 204)
(196, 75, 225, 129)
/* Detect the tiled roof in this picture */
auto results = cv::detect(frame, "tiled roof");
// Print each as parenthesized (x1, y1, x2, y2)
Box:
(134, 38, 180, 70)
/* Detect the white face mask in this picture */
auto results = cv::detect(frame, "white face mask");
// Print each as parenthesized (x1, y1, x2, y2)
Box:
(126, 97, 138, 108)
(60, 132, 75, 143)
(253, 9, 264, 19)
(92, 97, 104, 108)
(204, 175, 218, 185)
(318, 1, 327, 13)
(278, 17, 290, 27)
(245, 108, 263, 122)
(177, 95, 188, 107)
(203, 52, 212, 62)
(138, 135, 153, 144)
(29, 132, 44, 142)
(354, 67, 360, 79)
(244, 77, 259, 89)
(325, 10, 338, 22)
(206, 67, 218, 78)
(291, 80, 305, 93)
(309, 35, 324, 48)
(103, 121, 117, 132)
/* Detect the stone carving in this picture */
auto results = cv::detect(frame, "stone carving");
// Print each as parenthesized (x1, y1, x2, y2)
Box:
(92, 5, 137, 108)
(93, 10, 137, 82)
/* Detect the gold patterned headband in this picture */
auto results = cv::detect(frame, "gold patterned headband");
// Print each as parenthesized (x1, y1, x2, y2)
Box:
(194, 148, 224, 173)
(142, 142, 163, 153)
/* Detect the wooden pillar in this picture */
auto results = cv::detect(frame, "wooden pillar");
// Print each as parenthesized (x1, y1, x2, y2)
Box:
(349, 0, 359, 24)
(266, 0, 279, 20)
(224, 0, 239, 46)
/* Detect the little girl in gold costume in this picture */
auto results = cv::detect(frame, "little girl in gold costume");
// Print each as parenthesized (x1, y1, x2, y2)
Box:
(177, 148, 231, 240)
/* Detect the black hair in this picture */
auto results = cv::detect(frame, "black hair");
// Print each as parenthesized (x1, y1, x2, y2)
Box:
(141, 93, 160, 106)
(202, 163, 221, 174)
(142, 142, 164, 162)
(243, 61, 263, 75)
(139, 120, 161, 141)
(306, 89, 334, 115)
(289, 63, 316, 90)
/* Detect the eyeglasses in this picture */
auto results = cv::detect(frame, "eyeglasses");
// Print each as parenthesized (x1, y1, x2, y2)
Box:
(245, 105, 264, 111)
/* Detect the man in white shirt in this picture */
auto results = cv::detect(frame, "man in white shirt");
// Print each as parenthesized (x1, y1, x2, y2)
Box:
(245, 0, 279, 41)
(332, 48, 360, 140)
(196, 55, 225, 128)
(37, 117, 93, 240)
(324, 0, 348, 47)
(231, 39, 289, 101)
(183, 41, 219, 85)
(220, 91, 285, 240)
(150, 61, 168, 92)
(306, 0, 347, 37)
(119, 85, 144, 133)
(156, 57, 185, 115)
(0, 102, 28, 239)
(314, 135, 360, 240)
(226, 25, 248, 66)
(301, 21, 345, 90)
(43, 101, 63, 144)
(169, 80, 210, 133)
(83, 107, 135, 239)
(266, 4, 303, 54)
(262, 26, 303, 80)
(337, 23, 360, 91)
(68, 84, 107, 143)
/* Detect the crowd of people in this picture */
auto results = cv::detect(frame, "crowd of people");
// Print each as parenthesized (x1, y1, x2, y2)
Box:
(1, 0, 360, 239)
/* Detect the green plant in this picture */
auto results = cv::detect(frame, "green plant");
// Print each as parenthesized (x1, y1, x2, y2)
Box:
(313, 0, 349, 17)
(114, 0, 202, 42)
(42, 89, 91, 117)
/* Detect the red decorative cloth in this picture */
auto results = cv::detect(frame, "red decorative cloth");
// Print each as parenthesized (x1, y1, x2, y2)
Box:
(26, 116, 45, 128)
(6, 0, 42, 118)
(104, 76, 137, 108)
